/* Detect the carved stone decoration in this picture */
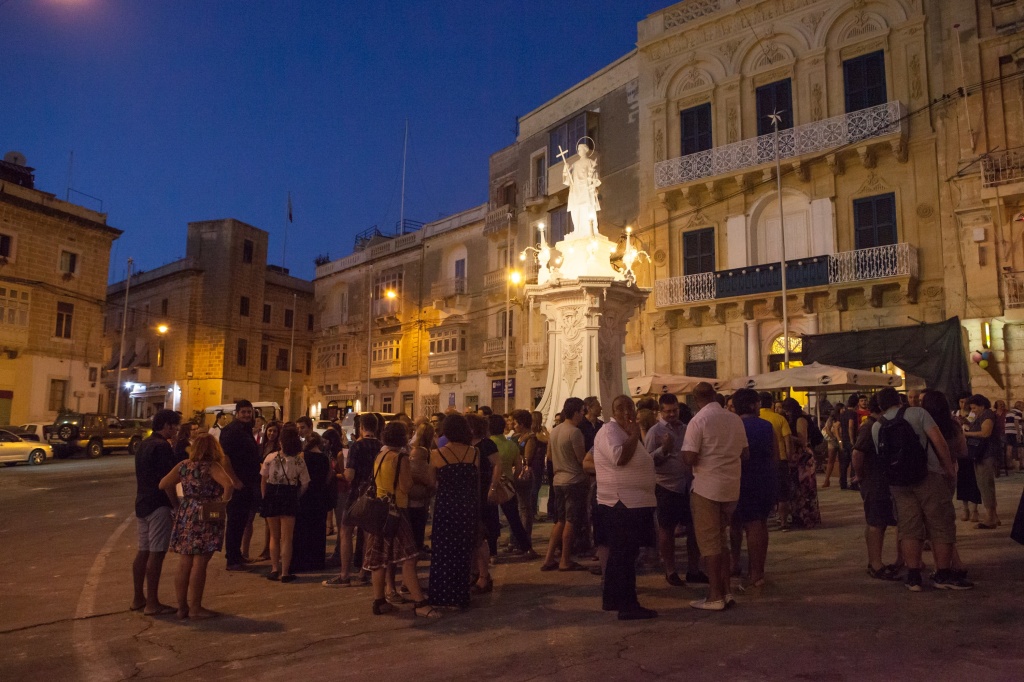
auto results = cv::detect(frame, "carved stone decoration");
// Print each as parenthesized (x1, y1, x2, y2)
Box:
(655, 129, 665, 162)
(653, 249, 667, 266)
(826, 154, 844, 176)
(727, 107, 739, 143)
(664, 0, 722, 29)
(857, 145, 877, 169)
(916, 203, 935, 219)
(909, 54, 923, 99)
(857, 171, 892, 194)
(842, 11, 884, 41)
(801, 10, 825, 35)
(655, 65, 669, 90)
(679, 67, 710, 92)
(811, 83, 823, 121)
(890, 138, 908, 163)
(718, 39, 742, 61)
(753, 41, 788, 70)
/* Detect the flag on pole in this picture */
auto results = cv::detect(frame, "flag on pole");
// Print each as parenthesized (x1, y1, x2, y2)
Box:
(287, 192, 293, 223)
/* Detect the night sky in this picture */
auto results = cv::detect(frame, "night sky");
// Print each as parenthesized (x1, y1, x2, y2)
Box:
(2, 0, 669, 282)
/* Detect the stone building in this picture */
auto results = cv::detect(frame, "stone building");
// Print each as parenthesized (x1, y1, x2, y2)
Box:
(0, 154, 121, 424)
(312, 207, 487, 419)
(632, 0, 1024, 400)
(103, 218, 314, 420)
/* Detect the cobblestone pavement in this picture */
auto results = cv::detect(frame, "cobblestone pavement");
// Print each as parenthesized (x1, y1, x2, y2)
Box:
(2, 455, 1023, 681)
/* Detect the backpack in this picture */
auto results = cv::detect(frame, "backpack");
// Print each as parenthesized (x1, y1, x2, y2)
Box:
(804, 415, 824, 450)
(876, 407, 929, 487)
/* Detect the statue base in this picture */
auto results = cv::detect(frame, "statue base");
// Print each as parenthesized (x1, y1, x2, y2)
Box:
(528, 276, 650, 427)
(550, 232, 622, 281)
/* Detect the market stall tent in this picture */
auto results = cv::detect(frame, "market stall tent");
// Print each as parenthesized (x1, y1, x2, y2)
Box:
(721, 362, 903, 392)
(628, 374, 724, 397)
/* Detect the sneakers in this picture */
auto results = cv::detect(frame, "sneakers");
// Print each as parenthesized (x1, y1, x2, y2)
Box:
(385, 590, 410, 605)
(905, 569, 923, 592)
(867, 564, 901, 581)
(933, 570, 975, 590)
(689, 597, 726, 611)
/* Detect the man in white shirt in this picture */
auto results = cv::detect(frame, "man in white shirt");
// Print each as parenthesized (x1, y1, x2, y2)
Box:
(593, 395, 657, 620)
(682, 382, 748, 611)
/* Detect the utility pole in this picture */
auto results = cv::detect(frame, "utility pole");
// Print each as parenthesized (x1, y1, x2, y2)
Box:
(771, 113, 790, 369)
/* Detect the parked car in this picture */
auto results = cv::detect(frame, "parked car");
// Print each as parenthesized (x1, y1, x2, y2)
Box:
(121, 418, 154, 439)
(0, 429, 52, 466)
(340, 412, 397, 441)
(314, 420, 335, 436)
(14, 423, 53, 442)
(48, 413, 148, 459)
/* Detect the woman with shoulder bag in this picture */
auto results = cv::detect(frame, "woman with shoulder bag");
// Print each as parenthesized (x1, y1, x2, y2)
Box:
(512, 410, 542, 546)
(966, 395, 1002, 529)
(489, 413, 537, 558)
(365, 421, 436, 618)
(260, 424, 309, 582)
(407, 422, 435, 552)
(159, 434, 236, 619)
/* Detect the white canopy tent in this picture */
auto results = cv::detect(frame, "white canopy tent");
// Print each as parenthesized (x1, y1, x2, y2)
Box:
(721, 362, 903, 392)
(628, 374, 724, 397)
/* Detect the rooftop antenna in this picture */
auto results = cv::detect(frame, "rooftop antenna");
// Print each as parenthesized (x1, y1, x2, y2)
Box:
(65, 150, 73, 201)
(399, 120, 408, 233)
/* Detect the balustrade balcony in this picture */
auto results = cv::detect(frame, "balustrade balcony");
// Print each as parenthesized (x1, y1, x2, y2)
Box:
(1005, 271, 1024, 309)
(484, 204, 513, 235)
(655, 101, 907, 190)
(369, 358, 401, 379)
(483, 336, 515, 358)
(654, 243, 918, 307)
(431, 277, 467, 299)
(484, 268, 511, 290)
(521, 342, 546, 367)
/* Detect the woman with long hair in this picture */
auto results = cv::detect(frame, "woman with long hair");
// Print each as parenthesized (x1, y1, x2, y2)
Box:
(821, 405, 844, 488)
(364, 421, 436, 618)
(781, 398, 821, 528)
(467, 414, 499, 594)
(253, 421, 284, 561)
(159, 433, 235, 619)
(260, 424, 309, 582)
(173, 422, 199, 461)
(292, 430, 331, 572)
(407, 421, 435, 552)
(965, 394, 1002, 529)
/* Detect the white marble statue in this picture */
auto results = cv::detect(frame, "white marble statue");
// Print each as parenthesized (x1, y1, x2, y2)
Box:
(560, 142, 601, 238)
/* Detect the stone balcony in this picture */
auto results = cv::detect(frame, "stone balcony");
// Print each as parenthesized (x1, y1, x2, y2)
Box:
(484, 268, 510, 290)
(431, 277, 467, 299)
(483, 204, 513, 236)
(982, 147, 1024, 198)
(654, 242, 918, 322)
(428, 351, 467, 384)
(655, 101, 908, 192)
(483, 336, 514, 359)
(1005, 271, 1024, 310)
(521, 341, 546, 367)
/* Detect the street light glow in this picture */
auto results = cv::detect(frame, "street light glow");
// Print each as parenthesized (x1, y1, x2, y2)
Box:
(156, 323, 169, 334)
(385, 289, 397, 300)
(509, 270, 522, 285)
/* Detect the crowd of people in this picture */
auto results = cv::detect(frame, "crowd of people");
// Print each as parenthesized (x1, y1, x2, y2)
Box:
(131, 384, 1021, 621)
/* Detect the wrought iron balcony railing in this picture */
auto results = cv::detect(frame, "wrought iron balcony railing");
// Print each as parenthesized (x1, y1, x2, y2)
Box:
(1005, 271, 1024, 309)
(655, 101, 907, 189)
(981, 147, 1024, 188)
(654, 242, 918, 307)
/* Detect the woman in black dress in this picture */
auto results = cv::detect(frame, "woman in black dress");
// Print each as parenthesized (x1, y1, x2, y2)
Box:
(428, 413, 481, 609)
(291, 430, 331, 572)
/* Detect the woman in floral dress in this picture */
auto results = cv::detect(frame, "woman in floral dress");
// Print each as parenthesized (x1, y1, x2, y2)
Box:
(159, 434, 235, 619)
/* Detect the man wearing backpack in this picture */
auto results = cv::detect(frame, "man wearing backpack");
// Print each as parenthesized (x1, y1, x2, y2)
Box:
(870, 388, 965, 591)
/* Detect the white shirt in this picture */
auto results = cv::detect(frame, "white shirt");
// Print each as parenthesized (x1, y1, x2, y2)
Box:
(593, 418, 656, 509)
(682, 402, 747, 502)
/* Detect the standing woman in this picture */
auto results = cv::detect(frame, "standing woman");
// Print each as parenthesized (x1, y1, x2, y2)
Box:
(159, 434, 235, 619)
(468, 414, 500, 591)
(729, 390, 777, 587)
(292, 431, 331, 572)
(821, 405, 843, 488)
(364, 421, 436, 617)
(781, 398, 821, 529)
(260, 424, 309, 582)
(254, 421, 283, 562)
(965, 395, 1002, 529)
(173, 422, 198, 461)
(321, 428, 344, 557)
(407, 422, 435, 552)
(429, 413, 482, 609)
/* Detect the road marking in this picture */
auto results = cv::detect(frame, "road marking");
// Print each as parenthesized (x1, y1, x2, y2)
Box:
(72, 513, 134, 681)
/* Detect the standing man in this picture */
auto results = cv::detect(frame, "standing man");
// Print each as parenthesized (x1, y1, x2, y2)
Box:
(871, 387, 969, 590)
(758, 392, 792, 531)
(593, 395, 657, 620)
(540, 397, 589, 572)
(852, 396, 902, 581)
(208, 410, 229, 441)
(221, 400, 261, 571)
(841, 395, 861, 490)
(682, 382, 748, 611)
(131, 409, 182, 615)
(644, 393, 703, 586)
(578, 397, 604, 453)
(577, 396, 604, 556)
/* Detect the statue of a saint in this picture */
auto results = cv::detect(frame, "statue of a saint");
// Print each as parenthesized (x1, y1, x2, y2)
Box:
(561, 142, 600, 238)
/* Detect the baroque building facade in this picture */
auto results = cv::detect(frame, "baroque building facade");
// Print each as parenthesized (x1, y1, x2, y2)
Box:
(0, 156, 121, 424)
(635, 0, 1024, 400)
(103, 218, 314, 420)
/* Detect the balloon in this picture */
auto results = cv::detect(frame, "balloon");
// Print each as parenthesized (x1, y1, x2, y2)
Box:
(971, 351, 982, 363)
(979, 360, 989, 369)
(982, 351, 992, 361)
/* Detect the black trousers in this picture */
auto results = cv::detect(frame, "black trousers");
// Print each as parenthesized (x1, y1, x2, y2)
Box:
(839, 443, 853, 489)
(602, 502, 655, 612)
(500, 496, 533, 551)
(225, 485, 256, 564)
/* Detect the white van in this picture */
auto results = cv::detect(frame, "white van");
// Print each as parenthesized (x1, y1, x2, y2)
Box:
(201, 402, 282, 429)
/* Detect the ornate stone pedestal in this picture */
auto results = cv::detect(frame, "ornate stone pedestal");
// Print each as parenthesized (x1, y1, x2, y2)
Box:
(529, 274, 650, 427)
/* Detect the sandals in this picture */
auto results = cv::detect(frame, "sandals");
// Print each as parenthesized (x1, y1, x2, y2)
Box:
(386, 590, 410, 605)
(867, 564, 900, 581)
(414, 600, 442, 619)
(558, 562, 588, 572)
(372, 598, 394, 615)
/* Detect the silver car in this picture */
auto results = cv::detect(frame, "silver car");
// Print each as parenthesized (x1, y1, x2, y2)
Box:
(0, 429, 52, 466)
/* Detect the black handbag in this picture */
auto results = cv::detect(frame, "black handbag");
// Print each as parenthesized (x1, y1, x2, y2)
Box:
(347, 451, 403, 538)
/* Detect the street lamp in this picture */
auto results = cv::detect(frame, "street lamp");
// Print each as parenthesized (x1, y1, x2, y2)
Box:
(156, 323, 169, 335)
(504, 269, 522, 413)
(366, 287, 400, 414)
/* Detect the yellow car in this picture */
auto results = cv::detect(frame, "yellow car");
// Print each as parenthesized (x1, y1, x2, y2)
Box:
(0, 428, 52, 466)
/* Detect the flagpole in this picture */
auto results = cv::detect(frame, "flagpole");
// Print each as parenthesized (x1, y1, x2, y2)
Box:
(283, 191, 292, 267)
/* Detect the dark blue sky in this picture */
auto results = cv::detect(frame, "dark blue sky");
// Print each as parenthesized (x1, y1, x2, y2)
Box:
(2, 0, 669, 281)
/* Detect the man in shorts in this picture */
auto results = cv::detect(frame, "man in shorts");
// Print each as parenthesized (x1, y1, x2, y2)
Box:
(644, 393, 704, 586)
(851, 396, 902, 581)
(758, 392, 792, 529)
(683, 383, 748, 611)
(540, 397, 589, 572)
(131, 409, 182, 615)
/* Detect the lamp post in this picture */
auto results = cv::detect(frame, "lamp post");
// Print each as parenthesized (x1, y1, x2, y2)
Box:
(113, 257, 133, 418)
(770, 111, 791, 369)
